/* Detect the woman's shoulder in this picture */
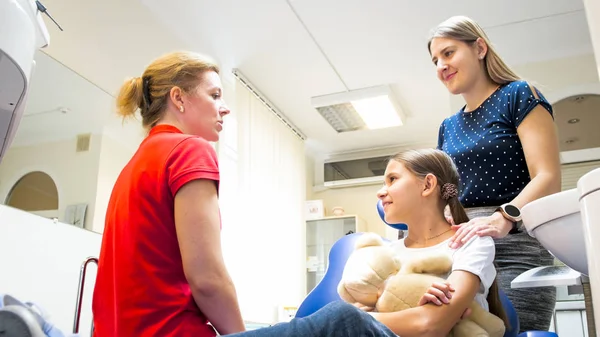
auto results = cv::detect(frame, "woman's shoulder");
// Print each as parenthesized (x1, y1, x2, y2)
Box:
(501, 80, 545, 96)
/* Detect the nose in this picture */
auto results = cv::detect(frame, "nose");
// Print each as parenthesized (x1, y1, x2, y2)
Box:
(377, 185, 388, 199)
(220, 103, 231, 116)
(437, 60, 448, 74)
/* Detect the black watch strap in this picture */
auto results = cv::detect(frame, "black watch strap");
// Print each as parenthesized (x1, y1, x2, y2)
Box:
(508, 220, 522, 234)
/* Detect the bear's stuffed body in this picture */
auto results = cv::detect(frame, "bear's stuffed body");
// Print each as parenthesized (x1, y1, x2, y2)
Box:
(337, 233, 506, 337)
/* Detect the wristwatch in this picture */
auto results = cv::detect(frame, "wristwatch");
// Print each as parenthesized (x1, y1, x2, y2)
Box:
(496, 203, 523, 234)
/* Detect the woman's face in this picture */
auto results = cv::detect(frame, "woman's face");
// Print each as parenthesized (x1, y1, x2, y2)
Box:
(376, 160, 425, 224)
(429, 37, 484, 95)
(180, 71, 230, 142)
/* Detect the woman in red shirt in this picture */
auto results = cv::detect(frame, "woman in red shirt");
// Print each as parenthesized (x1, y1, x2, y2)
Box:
(92, 51, 398, 337)
(92, 51, 245, 336)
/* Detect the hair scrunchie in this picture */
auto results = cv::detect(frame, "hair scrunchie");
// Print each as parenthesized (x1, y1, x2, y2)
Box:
(441, 183, 458, 200)
(142, 76, 152, 107)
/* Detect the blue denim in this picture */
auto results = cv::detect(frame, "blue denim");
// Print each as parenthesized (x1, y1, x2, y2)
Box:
(225, 301, 396, 337)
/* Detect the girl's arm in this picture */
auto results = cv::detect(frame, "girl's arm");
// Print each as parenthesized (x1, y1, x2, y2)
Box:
(372, 270, 480, 337)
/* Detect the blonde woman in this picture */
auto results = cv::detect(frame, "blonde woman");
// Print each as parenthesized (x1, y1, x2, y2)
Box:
(429, 16, 561, 332)
(92, 51, 245, 336)
(92, 51, 398, 337)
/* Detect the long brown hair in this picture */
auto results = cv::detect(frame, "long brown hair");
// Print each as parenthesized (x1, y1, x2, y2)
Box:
(427, 15, 520, 86)
(116, 51, 220, 129)
(391, 148, 509, 327)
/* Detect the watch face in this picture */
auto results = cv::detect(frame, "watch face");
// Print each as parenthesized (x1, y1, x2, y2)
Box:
(505, 204, 520, 217)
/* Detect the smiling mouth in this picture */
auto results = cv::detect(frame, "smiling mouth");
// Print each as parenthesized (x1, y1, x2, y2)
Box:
(445, 72, 457, 81)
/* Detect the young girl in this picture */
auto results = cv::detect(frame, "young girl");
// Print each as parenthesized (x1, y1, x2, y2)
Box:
(370, 148, 508, 336)
(429, 15, 560, 332)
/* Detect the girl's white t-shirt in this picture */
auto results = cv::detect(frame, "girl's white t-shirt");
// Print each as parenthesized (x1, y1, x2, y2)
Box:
(389, 235, 497, 311)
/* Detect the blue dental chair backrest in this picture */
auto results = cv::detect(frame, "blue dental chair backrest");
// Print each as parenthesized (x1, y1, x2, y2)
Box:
(376, 200, 408, 231)
(296, 233, 365, 318)
(296, 232, 556, 337)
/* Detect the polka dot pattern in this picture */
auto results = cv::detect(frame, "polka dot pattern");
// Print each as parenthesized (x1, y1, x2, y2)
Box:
(437, 81, 553, 208)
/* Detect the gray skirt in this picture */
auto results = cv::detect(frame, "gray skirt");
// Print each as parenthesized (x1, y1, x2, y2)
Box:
(465, 207, 556, 333)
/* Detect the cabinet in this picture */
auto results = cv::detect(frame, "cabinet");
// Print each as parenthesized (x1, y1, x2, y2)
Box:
(305, 215, 366, 294)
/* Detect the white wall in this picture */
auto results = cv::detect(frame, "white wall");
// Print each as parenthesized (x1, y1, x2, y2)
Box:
(91, 134, 137, 233)
(217, 77, 307, 324)
(0, 205, 102, 336)
(0, 136, 103, 229)
(584, 0, 600, 78)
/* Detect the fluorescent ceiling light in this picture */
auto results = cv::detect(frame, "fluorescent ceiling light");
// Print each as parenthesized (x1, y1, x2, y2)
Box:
(351, 95, 402, 129)
(311, 85, 405, 133)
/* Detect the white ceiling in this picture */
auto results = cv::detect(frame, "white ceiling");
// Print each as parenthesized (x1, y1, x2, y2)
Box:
(19, 0, 598, 158)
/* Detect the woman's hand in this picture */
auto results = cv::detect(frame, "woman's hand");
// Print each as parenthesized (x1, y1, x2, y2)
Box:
(418, 281, 454, 306)
(449, 212, 513, 249)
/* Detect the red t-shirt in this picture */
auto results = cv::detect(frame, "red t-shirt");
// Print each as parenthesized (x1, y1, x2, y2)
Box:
(92, 124, 219, 337)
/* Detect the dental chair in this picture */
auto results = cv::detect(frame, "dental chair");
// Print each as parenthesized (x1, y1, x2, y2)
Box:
(0, 294, 69, 337)
(295, 200, 558, 337)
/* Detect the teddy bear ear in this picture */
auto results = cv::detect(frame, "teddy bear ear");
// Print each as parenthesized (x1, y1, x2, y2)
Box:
(354, 233, 384, 249)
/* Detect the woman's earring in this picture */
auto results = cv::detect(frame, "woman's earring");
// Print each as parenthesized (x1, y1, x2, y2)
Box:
(179, 106, 184, 113)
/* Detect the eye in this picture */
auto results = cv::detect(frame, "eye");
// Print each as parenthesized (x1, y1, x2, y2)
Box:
(212, 93, 221, 99)
(444, 50, 453, 57)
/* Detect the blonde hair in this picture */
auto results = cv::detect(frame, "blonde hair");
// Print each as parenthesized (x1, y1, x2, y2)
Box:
(390, 148, 509, 328)
(116, 51, 220, 129)
(428, 16, 520, 85)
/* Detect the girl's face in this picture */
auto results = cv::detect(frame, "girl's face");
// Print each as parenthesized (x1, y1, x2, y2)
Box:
(376, 160, 426, 225)
(429, 37, 485, 95)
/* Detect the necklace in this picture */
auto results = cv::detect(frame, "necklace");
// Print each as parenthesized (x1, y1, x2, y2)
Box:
(405, 227, 453, 244)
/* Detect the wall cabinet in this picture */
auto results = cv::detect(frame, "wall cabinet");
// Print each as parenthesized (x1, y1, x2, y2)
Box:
(305, 215, 366, 294)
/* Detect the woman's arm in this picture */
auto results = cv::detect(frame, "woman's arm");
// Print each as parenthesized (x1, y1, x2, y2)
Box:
(174, 179, 245, 335)
(511, 104, 562, 208)
(449, 103, 561, 245)
(372, 270, 480, 337)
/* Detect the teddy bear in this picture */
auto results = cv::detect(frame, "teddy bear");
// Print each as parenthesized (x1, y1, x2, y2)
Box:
(337, 232, 506, 337)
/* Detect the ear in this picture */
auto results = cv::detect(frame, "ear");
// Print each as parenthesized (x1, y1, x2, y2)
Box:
(474, 37, 488, 60)
(421, 173, 439, 198)
(169, 86, 184, 111)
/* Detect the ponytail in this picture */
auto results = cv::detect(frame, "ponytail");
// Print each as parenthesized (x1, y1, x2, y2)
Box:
(116, 77, 144, 118)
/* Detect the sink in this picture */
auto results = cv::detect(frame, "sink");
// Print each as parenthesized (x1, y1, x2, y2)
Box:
(521, 188, 588, 276)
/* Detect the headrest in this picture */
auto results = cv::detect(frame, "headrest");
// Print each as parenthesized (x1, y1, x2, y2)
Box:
(376, 199, 407, 230)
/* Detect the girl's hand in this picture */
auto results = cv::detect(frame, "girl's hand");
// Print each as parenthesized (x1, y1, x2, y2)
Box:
(352, 302, 375, 312)
(449, 212, 513, 249)
(418, 281, 455, 306)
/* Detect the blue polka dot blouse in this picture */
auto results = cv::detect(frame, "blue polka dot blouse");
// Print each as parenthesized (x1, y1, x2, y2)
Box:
(437, 80, 553, 208)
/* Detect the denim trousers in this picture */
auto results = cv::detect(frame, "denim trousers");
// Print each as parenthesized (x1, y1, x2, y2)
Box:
(224, 301, 396, 337)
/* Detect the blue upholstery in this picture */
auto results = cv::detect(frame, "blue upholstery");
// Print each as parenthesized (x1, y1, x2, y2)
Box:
(376, 200, 408, 230)
(501, 288, 520, 337)
(296, 233, 364, 318)
(297, 230, 558, 337)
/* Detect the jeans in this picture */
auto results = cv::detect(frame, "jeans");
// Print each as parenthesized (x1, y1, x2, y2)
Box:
(225, 301, 396, 337)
